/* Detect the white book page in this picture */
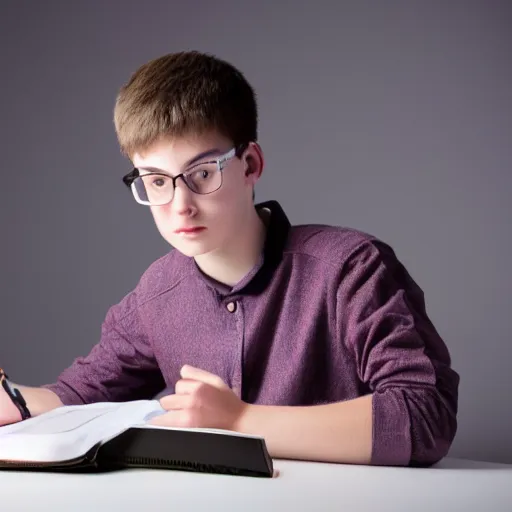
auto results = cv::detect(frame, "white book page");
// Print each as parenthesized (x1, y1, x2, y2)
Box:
(0, 400, 164, 463)
(138, 424, 263, 439)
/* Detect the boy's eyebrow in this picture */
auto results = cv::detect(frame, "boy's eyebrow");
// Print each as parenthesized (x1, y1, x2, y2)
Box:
(137, 148, 222, 173)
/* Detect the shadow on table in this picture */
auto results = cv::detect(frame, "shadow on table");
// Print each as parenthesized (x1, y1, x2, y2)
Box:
(432, 458, 512, 471)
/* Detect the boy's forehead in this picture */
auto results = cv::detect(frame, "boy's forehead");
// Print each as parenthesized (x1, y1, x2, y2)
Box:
(132, 132, 231, 170)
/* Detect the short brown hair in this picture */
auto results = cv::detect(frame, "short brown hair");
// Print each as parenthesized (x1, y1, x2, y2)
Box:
(113, 51, 258, 157)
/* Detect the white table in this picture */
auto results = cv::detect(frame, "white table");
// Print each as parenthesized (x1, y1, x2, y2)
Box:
(1, 457, 510, 511)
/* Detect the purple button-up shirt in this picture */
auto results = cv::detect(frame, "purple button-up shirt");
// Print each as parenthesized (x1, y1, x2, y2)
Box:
(45, 200, 459, 466)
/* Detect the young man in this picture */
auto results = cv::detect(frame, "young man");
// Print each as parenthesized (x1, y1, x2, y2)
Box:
(0, 51, 459, 467)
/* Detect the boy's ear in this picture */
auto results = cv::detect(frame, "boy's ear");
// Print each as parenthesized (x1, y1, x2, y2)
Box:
(243, 141, 264, 178)
(244, 153, 257, 175)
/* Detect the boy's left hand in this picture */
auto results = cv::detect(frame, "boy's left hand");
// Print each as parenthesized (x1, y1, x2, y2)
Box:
(149, 365, 247, 431)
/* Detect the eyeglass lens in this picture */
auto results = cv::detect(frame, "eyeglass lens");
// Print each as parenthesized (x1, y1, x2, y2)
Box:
(133, 163, 222, 205)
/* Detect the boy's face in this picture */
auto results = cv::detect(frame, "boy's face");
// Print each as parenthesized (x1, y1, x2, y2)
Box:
(131, 131, 261, 258)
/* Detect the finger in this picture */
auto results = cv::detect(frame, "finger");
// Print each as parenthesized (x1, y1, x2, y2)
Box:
(174, 378, 202, 395)
(159, 393, 191, 411)
(180, 365, 227, 389)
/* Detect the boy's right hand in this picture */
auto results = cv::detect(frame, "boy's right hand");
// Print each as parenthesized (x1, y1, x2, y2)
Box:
(0, 382, 22, 426)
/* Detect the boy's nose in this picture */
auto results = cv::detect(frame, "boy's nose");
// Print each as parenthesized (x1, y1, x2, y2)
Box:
(171, 178, 196, 215)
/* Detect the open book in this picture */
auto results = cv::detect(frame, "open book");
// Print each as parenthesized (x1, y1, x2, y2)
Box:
(0, 400, 273, 477)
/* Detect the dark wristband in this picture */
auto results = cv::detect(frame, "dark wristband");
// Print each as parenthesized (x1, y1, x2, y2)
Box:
(0, 368, 31, 420)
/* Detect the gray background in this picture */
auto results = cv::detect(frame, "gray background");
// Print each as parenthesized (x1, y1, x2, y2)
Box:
(0, 0, 510, 464)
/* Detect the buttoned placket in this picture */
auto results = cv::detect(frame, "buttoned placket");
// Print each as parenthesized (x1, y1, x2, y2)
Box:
(221, 296, 245, 399)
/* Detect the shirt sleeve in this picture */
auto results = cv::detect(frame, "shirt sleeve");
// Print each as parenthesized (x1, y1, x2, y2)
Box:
(42, 289, 165, 405)
(337, 240, 459, 467)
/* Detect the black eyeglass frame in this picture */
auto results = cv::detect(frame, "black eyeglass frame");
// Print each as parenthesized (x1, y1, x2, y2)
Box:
(122, 142, 250, 205)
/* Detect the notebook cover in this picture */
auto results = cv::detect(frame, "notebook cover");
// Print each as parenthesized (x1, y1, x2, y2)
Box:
(0, 443, 102, 472)
(96, 427, 274, 477)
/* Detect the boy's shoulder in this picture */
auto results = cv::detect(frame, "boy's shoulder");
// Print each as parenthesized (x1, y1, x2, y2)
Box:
(285, 222, 382, 268)
(131, 249, 193, 303)
(106, 250, 190, 323)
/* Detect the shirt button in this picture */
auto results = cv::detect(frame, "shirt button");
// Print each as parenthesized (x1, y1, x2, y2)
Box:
(226, 301, 237, 313)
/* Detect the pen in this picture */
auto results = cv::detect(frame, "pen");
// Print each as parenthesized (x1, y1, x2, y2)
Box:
(0, 368, 31, 420)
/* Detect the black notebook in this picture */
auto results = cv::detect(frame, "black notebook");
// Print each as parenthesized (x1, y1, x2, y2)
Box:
(0, 400, 273, 477)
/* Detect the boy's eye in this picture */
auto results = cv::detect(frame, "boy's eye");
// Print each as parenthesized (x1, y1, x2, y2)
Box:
(187, 166, 216, 182)
(146, 176, 171, 189)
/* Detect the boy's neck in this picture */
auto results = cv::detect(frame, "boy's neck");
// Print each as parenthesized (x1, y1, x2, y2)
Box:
(194, 207, 268, 288)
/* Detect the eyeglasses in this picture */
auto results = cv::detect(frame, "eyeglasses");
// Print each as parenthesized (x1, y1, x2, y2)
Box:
(122, 146, 240, 206)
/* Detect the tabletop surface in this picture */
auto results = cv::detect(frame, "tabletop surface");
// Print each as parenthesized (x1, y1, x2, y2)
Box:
(1, 456, 511, 511)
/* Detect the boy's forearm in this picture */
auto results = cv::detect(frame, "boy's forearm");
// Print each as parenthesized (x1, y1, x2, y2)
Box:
(15, 385, 64, 417)
(237, 394, 373, 464)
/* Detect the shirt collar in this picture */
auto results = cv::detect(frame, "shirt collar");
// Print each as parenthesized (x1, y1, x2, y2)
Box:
(192, 200, 291, 296)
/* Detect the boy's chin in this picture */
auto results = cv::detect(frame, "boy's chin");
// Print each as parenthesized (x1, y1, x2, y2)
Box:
(170, 241, 212, 258)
